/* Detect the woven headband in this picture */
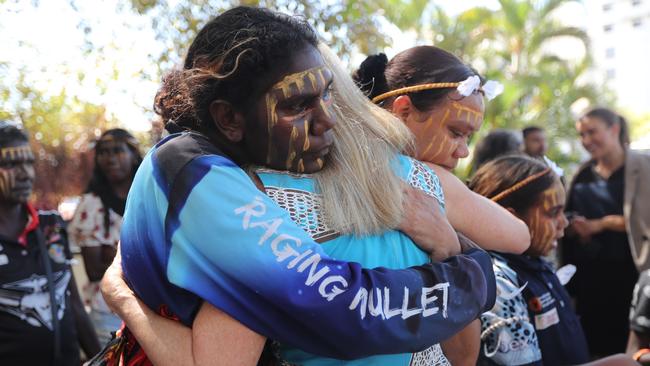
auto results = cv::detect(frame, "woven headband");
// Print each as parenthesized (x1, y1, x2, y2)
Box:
(490, 168, 552, 202)
(372, 75, 504, 104)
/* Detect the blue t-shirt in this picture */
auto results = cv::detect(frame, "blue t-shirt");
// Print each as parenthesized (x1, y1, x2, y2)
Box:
(120, 131, 497, 360)
(256, 155, 449, 365)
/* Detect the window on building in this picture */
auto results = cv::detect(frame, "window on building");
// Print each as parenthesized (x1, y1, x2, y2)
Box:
(604, 24, 614, 32)
(606, 69, 616, 79)
(603, 3, 612, 11)
(633, 19, 643, 27)
(606, 47, 615, 58)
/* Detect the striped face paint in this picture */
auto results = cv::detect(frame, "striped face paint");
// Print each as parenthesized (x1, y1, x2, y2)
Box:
(0, 145, 33, 161)
(406, 92, 484, 170)
(0, 143, 35, 203)
(260, 65, 335, 173)
(524, 180, 567, 257)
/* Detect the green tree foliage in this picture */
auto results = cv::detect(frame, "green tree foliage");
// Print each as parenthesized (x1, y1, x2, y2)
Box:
(626, 111, 650, 145)
(1, 77, 113, 207)
(426, 0, 615, 177)
(127, 0, 420, 66)
(132, 0, 609, 174)
(1, 0, 153, 207)
(2, 0, 620, 206)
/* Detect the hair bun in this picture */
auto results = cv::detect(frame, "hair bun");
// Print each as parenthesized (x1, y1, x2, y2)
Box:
(353, 53, 389, 99)
(153, 69, 198, 130)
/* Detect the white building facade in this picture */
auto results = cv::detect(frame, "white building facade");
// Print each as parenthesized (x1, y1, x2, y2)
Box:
(585, 0, 650, 115)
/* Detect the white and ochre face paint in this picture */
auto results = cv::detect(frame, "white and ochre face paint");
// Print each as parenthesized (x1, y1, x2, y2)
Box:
(0, 144, 35, 203)
(0, 167, 14, 200)
(526, 180, 566, 257)
(262, 66, 334, 173)
(408, 93, 484, 170)
(0, 145, 33, 161)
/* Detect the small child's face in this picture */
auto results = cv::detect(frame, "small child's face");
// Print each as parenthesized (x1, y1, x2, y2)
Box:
(522, 179, 568, 257)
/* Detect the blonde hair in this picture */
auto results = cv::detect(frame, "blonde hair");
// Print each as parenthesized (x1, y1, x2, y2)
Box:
(314, 43, 415, 236)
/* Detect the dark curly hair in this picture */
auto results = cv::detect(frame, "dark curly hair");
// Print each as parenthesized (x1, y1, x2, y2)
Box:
(154, 7, 319, 135)
(353, 46, 481, 111)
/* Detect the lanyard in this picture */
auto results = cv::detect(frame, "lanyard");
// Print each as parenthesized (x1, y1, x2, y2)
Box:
(35, 228, 62, 364)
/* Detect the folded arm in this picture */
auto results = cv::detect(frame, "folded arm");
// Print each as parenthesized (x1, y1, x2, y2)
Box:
(102, 249, 265, 366)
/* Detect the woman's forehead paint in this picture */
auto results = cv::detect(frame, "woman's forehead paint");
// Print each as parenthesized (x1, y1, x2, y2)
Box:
(542, 186, 561, 210)
(0, 146, 34, 162)
(271, 66, 329, 98)
(451, 101, 483, 125)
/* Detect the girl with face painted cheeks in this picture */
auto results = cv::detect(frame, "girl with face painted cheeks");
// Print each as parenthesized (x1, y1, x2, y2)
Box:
(355, 47, 529, 365)
(469, 155, 636, 366)
(0, 122, 101, 364)
(354, 47, 528, 257)
(91, 7, 502, 366)
(67, 128, 142, 345)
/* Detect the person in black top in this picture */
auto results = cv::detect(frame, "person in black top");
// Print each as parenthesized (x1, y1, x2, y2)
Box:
(627, 270, 650, 364)
(561, 107, 638, 357)
(0, 121, 100, 365)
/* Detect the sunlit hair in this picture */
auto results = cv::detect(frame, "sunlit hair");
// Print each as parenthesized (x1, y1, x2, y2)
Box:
(468, 155, 556, 215)
(315, 43, 415, 235)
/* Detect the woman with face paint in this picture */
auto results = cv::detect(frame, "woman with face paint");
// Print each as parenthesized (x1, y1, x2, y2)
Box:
(355, 47, 529, 365)
(470, 155, 637, 366)
(0, 122, 101, 364)
(89, 7, 501, 366)
(355, 47, 528, 261)
(67, 128, 141, 345)
(561, 108, 650, 358)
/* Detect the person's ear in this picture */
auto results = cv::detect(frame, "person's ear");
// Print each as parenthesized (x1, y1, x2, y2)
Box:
(391, 95, 413, 121)
(209, 100, 245, 142)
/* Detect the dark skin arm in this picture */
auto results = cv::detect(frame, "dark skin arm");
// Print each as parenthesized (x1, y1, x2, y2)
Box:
(81, 245, 117, 282)
(69, 272, 101, 356)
